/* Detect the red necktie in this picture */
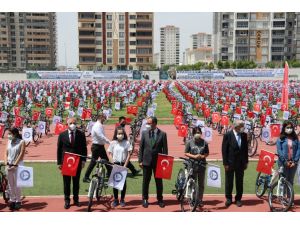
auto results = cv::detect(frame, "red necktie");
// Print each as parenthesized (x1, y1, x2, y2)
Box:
(71, 131, 75, 146)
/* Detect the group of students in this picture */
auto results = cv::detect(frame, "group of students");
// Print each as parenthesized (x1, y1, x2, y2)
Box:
(2, 115, 300, 211)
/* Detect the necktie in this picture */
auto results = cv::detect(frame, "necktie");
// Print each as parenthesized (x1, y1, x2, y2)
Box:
(151, 130, 155, 147)
(71, 131, 75, 146)
(237, 134, 241, 148)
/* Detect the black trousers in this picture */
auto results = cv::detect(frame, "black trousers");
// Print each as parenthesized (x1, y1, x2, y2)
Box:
(63, 164, 82, 202)
(84, 144, 111, 179)
(225, 166, 244, 201)
(142, 164, 163, 201)
(113, 162, 127, 200)
(127, 161, 137, 174)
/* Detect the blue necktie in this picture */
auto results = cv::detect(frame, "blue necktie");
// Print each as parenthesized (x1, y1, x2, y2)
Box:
(237, 134, 241, 148)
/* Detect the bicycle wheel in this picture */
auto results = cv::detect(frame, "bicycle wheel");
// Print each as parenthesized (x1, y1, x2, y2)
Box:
(96, 170, 106, 201)
(268, 179, 294, 212)
(255, 172, 267, 198)
(248, 135, 258, 157)
(175, 169, 186, 201)
(1, 177, 10, 203)
(33, 130, 39, 142)
(25, 141, 31, 147)
(87, 178, 98, 212)
(180, 178, 199, 212)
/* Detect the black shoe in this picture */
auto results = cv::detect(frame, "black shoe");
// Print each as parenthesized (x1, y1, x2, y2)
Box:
(64, 201, 71, 209)
(235, 200, 242, 207)
(142, 199, 149, 208)
(83, 177, 91, 183)
(158, 201, 165, 208)
(198, 200, 204, 208)
(225, 199, 232, 207)
(132, 169, 141, 176)
(74, 201, 81, 207)
(9, 202, 15, 210)
(14, 202, 21, 210)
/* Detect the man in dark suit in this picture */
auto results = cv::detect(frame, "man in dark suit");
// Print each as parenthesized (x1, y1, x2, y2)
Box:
(138, 116, 168, 208)
(57, 117, 87, 209)
(222, 119, 248, 207)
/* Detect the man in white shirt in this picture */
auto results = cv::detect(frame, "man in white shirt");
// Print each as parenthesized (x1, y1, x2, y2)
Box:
(83, 113, 111, 182)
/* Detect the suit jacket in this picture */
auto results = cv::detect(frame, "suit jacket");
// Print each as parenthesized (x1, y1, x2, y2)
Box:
(222, 130, 248, 168)
(138, 128, 168, 167)
(57, 129, 88, 165)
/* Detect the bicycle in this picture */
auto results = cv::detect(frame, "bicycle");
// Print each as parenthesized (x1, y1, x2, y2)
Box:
(87, 158, 112, 212)
(173, 157, 206, 212)
(0, 163, 10, 203)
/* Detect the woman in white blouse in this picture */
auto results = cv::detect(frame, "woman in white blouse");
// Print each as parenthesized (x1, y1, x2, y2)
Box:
(108, 126, 132, 207)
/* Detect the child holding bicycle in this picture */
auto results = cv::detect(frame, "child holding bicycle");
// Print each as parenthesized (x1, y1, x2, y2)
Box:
(3, 127, 26, 211)
(108, 126, 132, 208)
(185, 126, 209, 207)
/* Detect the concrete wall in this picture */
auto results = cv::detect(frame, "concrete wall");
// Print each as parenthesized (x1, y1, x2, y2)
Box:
(0, 73, 27, 80)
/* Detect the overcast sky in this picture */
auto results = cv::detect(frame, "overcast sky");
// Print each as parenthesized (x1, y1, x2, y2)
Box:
(57, 12, 213, 67)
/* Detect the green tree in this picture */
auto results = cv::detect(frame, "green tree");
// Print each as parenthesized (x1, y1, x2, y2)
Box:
(265, 61, 275, 68)
(224, 61, 231, 69)
(217, 60, 224, 69)
(208, 62, 215, 70)
(162, 64, 170, 71)
(231, 61, 237, 69)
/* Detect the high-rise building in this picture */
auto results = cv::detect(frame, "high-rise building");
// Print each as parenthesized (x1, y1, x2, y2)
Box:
(78, 12, 153, 71)
(160, 25, 180, 66)
(190, 32, 212, 49)
(296, 13, 300, 61)
(213, 12, 299, 65)
(184, 48, 213, 65)
(0, 12, 57, 71)
(153, 52, 160, 68)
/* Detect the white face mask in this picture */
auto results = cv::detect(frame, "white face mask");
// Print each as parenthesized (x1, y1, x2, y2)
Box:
(117, 134, 124, 141)
(69, 124, 76, 131)
(8, 134, 13, 140)
(285, 128, 293, 134)
(145, 124, 151, 130)
(239, 127, 245, 133)
(194, 133, 202, 140)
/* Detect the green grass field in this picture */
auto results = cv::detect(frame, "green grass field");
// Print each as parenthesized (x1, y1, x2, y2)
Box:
(21, 162, 300, 196)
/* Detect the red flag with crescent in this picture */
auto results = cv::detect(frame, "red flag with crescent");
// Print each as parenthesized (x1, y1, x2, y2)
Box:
(14, 115, 24, 128)
(256, 150, 275, 175)
(45, 108, 53, 118)
(61, 152, 81, 177)
(178, 124, 188, 137)
(266, 107, 272, 116)
(55, 122, 67, 135)
(212, 112, 221, 123)
(270, 124, 281, 138)
(0, 124, 5, 138)
(127, 106, 133, 114)
(281, 103, 288, 111)
(32, 111, 41, 121)
(137, 100, 143, 107)
(235, 107, 241, 115)
(174, 115, 183, 126)
(281, 61, 289, 106)
(131, 106, 138, 114)
(253, 103, 261, 112)
(204, 108, 210, 118)
(14, 107, 20, 116)
(155, 154, 174, 180)
(221, 115, 229, 126)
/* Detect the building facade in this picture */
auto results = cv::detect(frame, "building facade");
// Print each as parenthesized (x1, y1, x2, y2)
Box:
(213, 12, 299, 65)
(184, 47, 213, 65)
(160, 25, 180, 66)
(190, 32, 212, 49)
(0, 12, 57, 71)
(78, 12, 153, 71)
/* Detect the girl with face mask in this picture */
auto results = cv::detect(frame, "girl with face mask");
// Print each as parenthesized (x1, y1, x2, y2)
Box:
(277, 121, 300, 204)
(108, 127, 132, 208)
(184, 126, 209, 208)
(3, 127, 26, 211)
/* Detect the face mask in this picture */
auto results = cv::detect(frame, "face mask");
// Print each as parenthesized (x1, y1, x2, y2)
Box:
(239, 127, 245, 133)
(194, 133, 201, 140)
(117, 134, 124, 140)
(69, 124, 76, 131)
(285, 128, 293, 134)
(8, 135, 13, 140)
(145, 124, 151, 130)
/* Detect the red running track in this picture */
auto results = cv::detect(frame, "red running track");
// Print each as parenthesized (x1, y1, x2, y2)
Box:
(1, 194, 300, 212)
(0, 125, 276, 161)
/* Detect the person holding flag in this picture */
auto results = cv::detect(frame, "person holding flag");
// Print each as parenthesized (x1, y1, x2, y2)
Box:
(138, 116, 168, 208)
(3, 127, 26, 211)
(108, 126, 132, 207)
(276, 121, 300, 198)
(185, 126, 209, 207)
(57, 117, 87, 209)
(222, 120, 248, 208)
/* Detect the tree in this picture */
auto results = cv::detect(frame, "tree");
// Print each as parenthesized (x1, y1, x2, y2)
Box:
(217, 60, 223, 69)
(224, 61, 231, 69)
(149, 64, 157, 70)
(231, 61, 237, 69)
(265, 61, 275, 68)
(162, 64, 170, 71)
(207, 62, 215, 70)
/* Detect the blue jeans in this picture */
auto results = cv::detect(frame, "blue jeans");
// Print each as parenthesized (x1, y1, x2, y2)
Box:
(283, 165, 297, 186)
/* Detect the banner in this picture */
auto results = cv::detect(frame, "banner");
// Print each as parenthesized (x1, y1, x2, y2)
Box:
(207, 165, 221, 188)
(204, 127, 213, 142)
(38, 121, 46, 134)
(52, 115, 62, 125)
(115, 102, 120, 110)
(108, 164, 128, 191)
(155, 154, 174, 180)
(261, 127, 270, 142)
(17, 166, 34, 187)
(61, 152, 80, 177)
(22, 128, 33, 142)
(256, 150, 275, 175)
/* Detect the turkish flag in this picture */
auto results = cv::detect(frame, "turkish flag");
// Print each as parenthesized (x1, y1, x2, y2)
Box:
(212, 112, 221, 123)
(125, 117, 132, 124)
(174, 115, 182, 126)
(45, 108, 53, 118)
(171, 107, 177, 115)
(266, 107, 272, 116)
(281, 103, 288, 111)
(131, 106, 138, 114)
(253, 103, 261, 112)
(176, 109, 184, 117)
(14, 107, 20, 116)
(256, 150, 275, 175)
(35, 103, 43, 108)
(241, 101, 247, 107)
(55, 122, 68, 135)
(221, 115, 229, 126)
(96, 102, 101, 110)
(137, 100, 143, 107)
(223, 104, 229, 112)
(177, 102, 183, 111)
(82, 108, 92, 120)
(296, 100, 300, 108)
(247, 111, 254, 118)
(0, 124, 4, 137)
(127, 106, 133, 114)
(155, 154, 174, 180)
(53, 101, 58, 109)
(178, 124, 188, 137)
(260, 114, 266, 126)
(204, 108, 210, 118)
(262, 100, 268, 108)
(270, 124, 281, 138)
(73, 98, 80, 108)
(66, 96, 71, 102)
(61, 152, 81, 177)
(64, 102, 70, 110)
(14, 116, 24, 128)
(17, 98, 23, 107)
(32, 111, 41, 121)
(235, 107, 241, 115)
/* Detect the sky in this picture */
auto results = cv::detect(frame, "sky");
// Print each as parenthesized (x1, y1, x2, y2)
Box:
(57, 12, 213, 67)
